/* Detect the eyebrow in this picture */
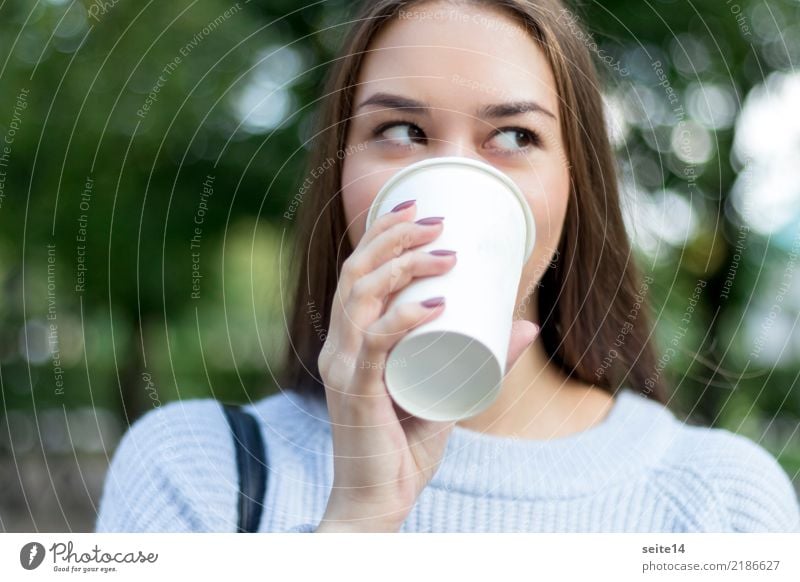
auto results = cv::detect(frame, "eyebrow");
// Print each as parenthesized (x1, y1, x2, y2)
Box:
(355, 92, 556, 120)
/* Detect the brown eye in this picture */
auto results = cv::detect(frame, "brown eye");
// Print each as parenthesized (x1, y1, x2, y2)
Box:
(486, 127, 541, 153)
(373, 121, 426, 147)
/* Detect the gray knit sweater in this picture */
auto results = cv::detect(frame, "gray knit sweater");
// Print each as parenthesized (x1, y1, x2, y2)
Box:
(95, 387, 800, 532)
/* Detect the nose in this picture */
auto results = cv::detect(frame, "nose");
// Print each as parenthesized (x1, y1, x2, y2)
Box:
(430, 135, 485, 164)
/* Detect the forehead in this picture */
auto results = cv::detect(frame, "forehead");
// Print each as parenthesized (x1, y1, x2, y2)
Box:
(354, 3, 558, 112)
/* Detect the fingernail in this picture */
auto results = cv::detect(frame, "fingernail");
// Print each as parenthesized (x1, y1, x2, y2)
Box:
(391, 199, 416, 212)
(429, 249, 456, 256)
(415, 216, 444, 226)
(421, 296, 445, 308)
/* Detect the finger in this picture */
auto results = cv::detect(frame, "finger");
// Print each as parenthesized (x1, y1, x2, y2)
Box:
(339, 248, 454, 361)
(354, 198, 418, 252)
(340, 217, 445, 298)
(505, 320, 540, 373)
(335, 201, 418, 319)
(329, 214, 433, 358)
(334, 219, 448, 353)
(352, 297, 447, 397)
(351, 249, 456, 312)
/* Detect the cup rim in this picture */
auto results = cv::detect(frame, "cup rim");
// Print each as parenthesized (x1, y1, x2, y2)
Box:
(365, 156, 536, 260)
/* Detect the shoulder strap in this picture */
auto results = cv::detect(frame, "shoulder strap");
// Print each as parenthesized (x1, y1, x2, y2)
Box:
(221, 403, 267, 533)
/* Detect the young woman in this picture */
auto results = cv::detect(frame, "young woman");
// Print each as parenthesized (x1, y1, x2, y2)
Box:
(96, 0, 800, 533)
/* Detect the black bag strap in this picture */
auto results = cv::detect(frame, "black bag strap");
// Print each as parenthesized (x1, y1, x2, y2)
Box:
(221, 403, 267, 533)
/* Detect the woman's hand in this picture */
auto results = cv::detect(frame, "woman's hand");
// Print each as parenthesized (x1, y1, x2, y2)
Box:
(315, 200, 538, 532)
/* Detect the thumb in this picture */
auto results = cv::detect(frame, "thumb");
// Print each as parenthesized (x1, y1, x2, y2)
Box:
(505, 319, 540, 374)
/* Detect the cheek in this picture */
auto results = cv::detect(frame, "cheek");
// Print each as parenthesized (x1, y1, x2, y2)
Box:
(341, 156, 383, 248)
(517, 168, 570, 289)
(529, 182, 569, 251)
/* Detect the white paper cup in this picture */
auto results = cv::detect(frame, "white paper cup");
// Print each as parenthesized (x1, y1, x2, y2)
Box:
(365, 156, 535, 422)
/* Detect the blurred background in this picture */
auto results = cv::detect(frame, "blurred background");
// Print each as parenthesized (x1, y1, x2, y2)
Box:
(0, 0, 798, 531)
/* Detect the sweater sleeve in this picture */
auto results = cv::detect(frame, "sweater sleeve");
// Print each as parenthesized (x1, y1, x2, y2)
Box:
(699, 428, 800, 532)
(95, 398, 322, 533)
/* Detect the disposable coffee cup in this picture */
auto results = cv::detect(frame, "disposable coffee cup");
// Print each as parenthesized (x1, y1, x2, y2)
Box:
(365, 156, 535, 422)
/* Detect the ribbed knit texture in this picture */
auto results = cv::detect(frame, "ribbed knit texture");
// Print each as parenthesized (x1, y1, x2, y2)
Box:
(95, 387, 800, 532)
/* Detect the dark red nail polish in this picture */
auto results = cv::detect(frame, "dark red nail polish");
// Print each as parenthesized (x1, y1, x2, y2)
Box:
(415, 216, 444, 226)
(421, 296, 445, 308)
(429, 249, 456, 256)
(391, 199, 416, 212)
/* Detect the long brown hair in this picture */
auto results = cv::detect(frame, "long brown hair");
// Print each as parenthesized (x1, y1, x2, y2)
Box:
(280, 0, 668, 406)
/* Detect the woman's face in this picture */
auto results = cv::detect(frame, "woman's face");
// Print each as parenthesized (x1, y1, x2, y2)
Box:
(341, 1, 570, 313)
